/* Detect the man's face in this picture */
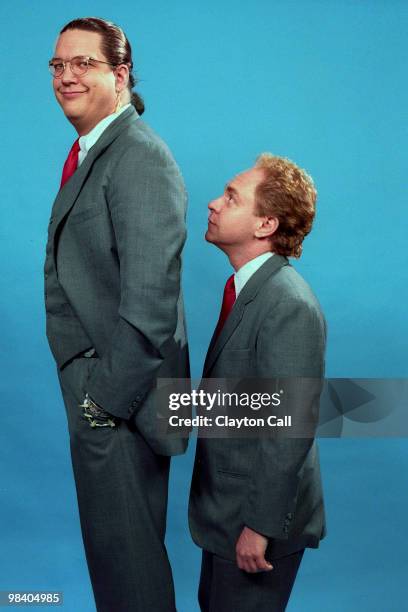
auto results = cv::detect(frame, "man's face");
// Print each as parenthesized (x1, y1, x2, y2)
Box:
(52, 29, 118, 135)
(206, 167, 265, 253)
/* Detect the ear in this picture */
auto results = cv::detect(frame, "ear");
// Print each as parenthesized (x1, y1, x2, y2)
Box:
(114, 64, 130, 92)
(254, 216, 279, 239)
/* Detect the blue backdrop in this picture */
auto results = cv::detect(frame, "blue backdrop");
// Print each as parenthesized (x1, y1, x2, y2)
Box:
(0, 1, 407, 610)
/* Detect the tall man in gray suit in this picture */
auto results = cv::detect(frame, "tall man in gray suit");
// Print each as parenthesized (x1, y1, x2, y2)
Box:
(189, 154, 326, 611)
(45, 17, 188, 612)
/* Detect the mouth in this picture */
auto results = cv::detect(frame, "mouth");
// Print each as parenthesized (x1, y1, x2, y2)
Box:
(208, 217, 216, 226)
(59, 90, 88, 99)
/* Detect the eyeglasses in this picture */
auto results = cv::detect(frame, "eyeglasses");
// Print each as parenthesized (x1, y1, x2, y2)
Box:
(48, 55, 115, 78)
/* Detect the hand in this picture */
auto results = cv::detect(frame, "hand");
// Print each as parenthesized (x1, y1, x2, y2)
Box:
(235, 526, 273, 573)
(79, 394, 118, 428)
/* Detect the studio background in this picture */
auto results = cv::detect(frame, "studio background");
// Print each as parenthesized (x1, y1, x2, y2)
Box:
(0, 1, 407, 610)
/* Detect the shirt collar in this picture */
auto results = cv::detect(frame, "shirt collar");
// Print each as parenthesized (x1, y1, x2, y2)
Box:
(234, 252, 274, 297)
(78, 103, 133, 157)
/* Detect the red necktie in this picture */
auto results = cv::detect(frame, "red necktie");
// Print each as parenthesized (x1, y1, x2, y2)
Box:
(214, 274, 236, 339)
(60, 139, 80, 189)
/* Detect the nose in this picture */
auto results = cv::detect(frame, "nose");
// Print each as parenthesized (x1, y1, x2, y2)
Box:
(208, 196, 222, 212)
(60, 62, 79, 84)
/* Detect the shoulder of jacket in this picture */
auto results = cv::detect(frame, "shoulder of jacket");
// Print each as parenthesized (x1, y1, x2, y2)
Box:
(114, 119, 176, 163)
(263, 264, 322, 314)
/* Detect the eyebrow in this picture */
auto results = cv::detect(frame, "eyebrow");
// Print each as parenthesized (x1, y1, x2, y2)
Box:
(49, 54, 91, 61)
(225, 184, 240, 200)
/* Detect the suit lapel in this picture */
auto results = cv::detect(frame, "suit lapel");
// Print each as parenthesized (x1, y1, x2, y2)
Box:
(203, 300, 245, 374)
(50, 106, 137, 233)
(203, 255, 289, 375)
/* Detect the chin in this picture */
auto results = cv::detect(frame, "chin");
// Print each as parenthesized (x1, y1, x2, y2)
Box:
(205, 233, 223, 250)
(60, 103, 83, 121)
(205, 230, 214, 243)
(58, 100, 77, 115)
(64, 112, 83, 127)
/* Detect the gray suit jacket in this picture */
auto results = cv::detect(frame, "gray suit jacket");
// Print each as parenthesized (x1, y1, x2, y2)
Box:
(189, 254, 326, 560)
(44, 106, 189, 456)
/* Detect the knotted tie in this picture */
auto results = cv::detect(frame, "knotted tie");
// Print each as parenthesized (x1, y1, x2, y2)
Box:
(60, 139, 80, 189)
(214, 274, 236, 339)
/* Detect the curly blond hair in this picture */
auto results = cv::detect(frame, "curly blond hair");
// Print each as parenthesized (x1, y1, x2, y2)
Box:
(255, 153, 317, 258)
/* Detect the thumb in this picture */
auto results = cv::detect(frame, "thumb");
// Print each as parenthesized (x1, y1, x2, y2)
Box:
(256, 556, 274, 571)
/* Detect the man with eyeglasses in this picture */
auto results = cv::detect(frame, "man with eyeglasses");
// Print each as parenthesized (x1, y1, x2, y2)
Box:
(44, 17, 189, 612)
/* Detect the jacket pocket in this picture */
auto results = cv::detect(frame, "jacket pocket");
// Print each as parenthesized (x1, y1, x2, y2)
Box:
(216, 469, 249, 480)
(221, 348, 251, 357)
(215, 438, 256, 477)
(215, 348, 253, 377)
(69, 205, 103, 224)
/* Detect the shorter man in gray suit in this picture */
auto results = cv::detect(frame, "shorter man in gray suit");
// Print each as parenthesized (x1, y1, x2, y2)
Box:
(189, 154, 326, 611)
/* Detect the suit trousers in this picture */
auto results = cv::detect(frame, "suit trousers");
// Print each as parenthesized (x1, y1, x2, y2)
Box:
(58, 356, 176, 612)
(198, 548, 304, 612)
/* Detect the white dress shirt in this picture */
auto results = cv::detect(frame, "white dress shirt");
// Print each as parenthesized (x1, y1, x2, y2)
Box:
(234, 252, 274, 298)
(78, 103, 134, 166)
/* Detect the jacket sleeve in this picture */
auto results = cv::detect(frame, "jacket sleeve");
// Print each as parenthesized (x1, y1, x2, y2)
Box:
(86, 139, 187, 419)
(241, 298, 326, 539)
